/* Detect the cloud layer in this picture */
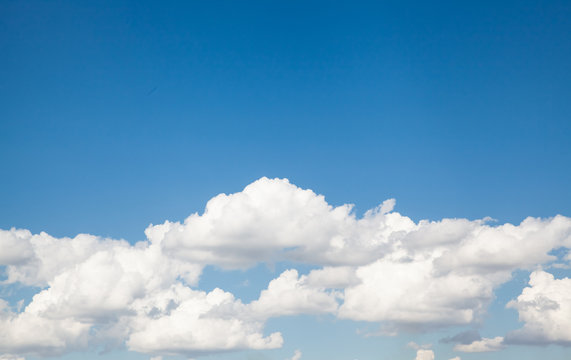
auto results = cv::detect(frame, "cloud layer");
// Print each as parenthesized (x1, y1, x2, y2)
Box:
(1, 177, 570, 358)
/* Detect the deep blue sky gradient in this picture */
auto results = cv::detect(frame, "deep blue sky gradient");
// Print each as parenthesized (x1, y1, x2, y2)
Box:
(2, 0, 570, 242)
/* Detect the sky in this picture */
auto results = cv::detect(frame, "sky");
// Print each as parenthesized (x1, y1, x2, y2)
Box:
(0, 1, 570, 360)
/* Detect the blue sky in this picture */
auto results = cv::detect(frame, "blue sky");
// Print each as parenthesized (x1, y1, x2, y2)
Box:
(1, 1, 570, 360)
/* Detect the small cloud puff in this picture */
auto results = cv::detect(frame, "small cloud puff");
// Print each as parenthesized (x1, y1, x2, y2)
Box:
(454, 337, 504, 352)
(288, 349, 302, 360)
(414, 349, 434, 360)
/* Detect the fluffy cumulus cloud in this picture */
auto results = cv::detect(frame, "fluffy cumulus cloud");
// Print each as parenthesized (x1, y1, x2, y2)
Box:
(1, 177, 571, 358)
(505, 271, 571, 346)
(412, 348, 461, 360)
(126, 286, 282, 356)
(0, 229, 34, 266)
(414, 349, 435, 360)
(147, 179, 571, 332)
(338, 255, 498, 329)
(249, 269, 339, 318)
(145, 178, 412, 268)
(0, 299, 89, 356)
(0, 228, 278, 357)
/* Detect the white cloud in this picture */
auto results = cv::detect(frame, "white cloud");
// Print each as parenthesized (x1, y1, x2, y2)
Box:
(126, 286, 282, 356)
(338, 255, 499, 329)
(306, 266, 360, 288)
(146, 177, 413, 268)
(0, 230, 132, 287)
(23, 243, 201, 322)
(432, 216, 571, 274)
(249, 269, 339, 318)
(0, 355, 26, 360)
(0, 299, 89, 357)
(0, 230, 266, 357)
(338, 214, 571, 330)
(144, 178, 571, 332)
(288, 349, 302, 360)
(453, 337, 504, 352)
(0, 229, 34, 266)
(448, 357, 461, 360)
(505, 270, 571, 345)
(414, 349, 434, 360)
(1, 177, 571, 357)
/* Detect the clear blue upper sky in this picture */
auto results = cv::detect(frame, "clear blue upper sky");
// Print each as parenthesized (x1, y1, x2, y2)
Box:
(1, 2, 570, 360)
(2, 0, 570, 241)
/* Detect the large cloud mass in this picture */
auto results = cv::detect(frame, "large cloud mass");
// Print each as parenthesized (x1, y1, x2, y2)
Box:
(1, 177, 570, 358)
(146, 178, 411, 268)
